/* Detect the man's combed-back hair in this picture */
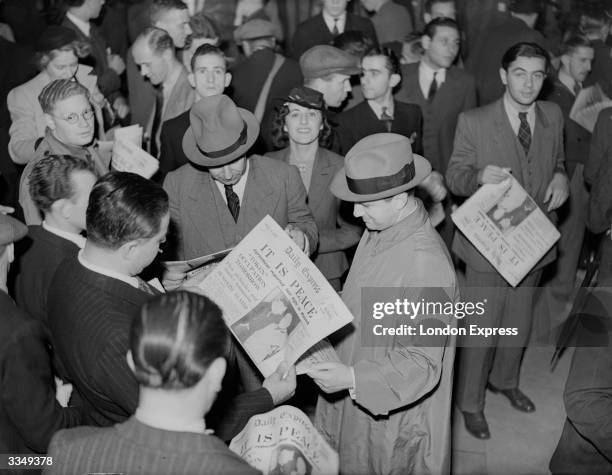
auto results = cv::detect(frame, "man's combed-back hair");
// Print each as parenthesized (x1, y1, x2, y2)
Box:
(38, 79, 90, 114)
(138, 26, 175, 54)
(150, 0, 188, 25)
(501, 41, 550, 71)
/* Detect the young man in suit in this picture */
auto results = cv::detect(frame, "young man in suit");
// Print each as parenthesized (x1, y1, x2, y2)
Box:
(290, 0, 378, 60)
(131, 26, 195, 159)
(396, 17, 476, 248)
(538, 34, 594, 322)
(159, 44, 231, 177)
(15, 154, 97, 327)
(446, 42, 569, 439)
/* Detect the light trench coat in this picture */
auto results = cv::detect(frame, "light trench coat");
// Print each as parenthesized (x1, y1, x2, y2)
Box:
(315, 200, 458, 475)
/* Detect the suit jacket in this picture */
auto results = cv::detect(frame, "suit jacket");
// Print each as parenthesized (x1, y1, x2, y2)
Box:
(47, 417, 260, 475)
(586, 107, 612, 234)
(543, 76, 591, 178)
(396, 62, 477, 174)
(446, 99, 566, 273)
(159, 109, 190, 179)
(61, 16, 121, 99)
(290, 13, 378, 60)
(0, 291, 82, 456)
(229, 48, 303, 153)
(371, 0, 413, 45)
(14, 225, 80, 327)
(126, 46, 155, 128)
(163, 156, 318, 261)
(584, 107, 612, 187)
(266, 147, 362, 280)
(335, 99, 423, 155)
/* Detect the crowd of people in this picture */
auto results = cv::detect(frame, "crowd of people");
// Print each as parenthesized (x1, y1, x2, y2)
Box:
(0, 0, 611, 474)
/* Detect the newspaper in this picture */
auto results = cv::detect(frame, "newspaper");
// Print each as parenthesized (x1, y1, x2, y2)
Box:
(111, 125, 159, 179)
(193, 215, 353, 377)
(229, 405, 339, 475)
(451, 175, 560, 287)
(569, 84, 612, 132)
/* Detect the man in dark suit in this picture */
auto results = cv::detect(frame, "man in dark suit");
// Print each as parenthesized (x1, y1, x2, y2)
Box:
(0, 212, 83, 456)
(231, 19, 302, 153)
(446, 42, 569, 439)
(15, 154, 97, 327)
(290, 0, 378, 60)
(538, 34, 594, 321)
(159, 44, 231, 178)
(396, 17, 476, 247)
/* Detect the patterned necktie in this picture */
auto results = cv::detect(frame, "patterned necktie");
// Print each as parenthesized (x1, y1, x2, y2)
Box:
(427, 71, 438, 102)
(332, 18, 339, 36)
(517, 111, 531, 155)
(136, 277, 159, 296)
(573, 81, 582, 96)
(150, 85, 164, 158)
(225, 184, 240, 222)
(380, 106, 393, 132)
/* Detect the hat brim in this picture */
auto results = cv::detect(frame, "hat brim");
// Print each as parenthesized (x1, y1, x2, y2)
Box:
(182, 107, 260, 167)
(273, 97, 325, 111)
(330, 154, 432, 202)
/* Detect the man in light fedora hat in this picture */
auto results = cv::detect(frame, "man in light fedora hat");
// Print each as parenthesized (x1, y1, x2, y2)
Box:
(307, 133, 458, 474)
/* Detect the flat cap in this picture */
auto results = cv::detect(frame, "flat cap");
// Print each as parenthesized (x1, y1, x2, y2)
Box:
(299, 45, 360, 80)
(234, 19, 280, 42)
(0, 213, 27, 250)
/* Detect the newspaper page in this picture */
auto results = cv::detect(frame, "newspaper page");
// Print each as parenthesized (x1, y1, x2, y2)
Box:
(111, 124, 158, 179)
(569, 84, 612, 132)
(229, 405, 339, 475)
(193, 215, 353, 377)
(451, 175, 560, 287)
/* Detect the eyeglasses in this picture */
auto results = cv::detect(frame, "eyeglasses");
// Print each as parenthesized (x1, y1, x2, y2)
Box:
(53, 108, 95, 125)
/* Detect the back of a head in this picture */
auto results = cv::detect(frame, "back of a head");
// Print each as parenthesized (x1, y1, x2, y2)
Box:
(501, 41, 549, 71)
(190, 11, 219, 40)
(136, 26, 175, 55)
(333, 30, 374, 58)
(130, 291, 228, 389)
(38, 79, 90, 114)
(150, 0, 188, 25)
(86, 172, 169, 250)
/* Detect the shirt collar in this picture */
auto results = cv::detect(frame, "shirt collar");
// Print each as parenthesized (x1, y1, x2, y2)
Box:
(367, 98, 394, 119)
(66, 11, 91, 37)
(419, 60, 447, 83)
(503, 92, 536, 125)
(135, 408, 211, 435)
(42, 221, 86, 249)
(78, 249, 139, 289)
(213, 159, 250, 203)
(322, 10, 346, 33)
(557, 69, 578, 94)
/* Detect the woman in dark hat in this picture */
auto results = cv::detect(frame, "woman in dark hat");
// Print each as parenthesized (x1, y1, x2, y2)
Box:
(7, 25, 105, 165)
(267, 86, 362, 290)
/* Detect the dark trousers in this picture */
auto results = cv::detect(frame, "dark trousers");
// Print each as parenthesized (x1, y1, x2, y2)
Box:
(455, 266, 542, 413)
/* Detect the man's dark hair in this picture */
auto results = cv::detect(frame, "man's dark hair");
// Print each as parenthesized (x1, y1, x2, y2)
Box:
(424, 17, 459, 39)
(130, 291, 229, 390)
(86, 172, 169, 250)
(424, 0, 455, 14)
(29, 154, 97, 214)
(63, 0, 87, 7)
(562, 34, 594, 55)
(501, 42, 550, 71)
(190, 43, 226, 72)
(150, 0, 188, 25)
(138, 26, 175, 54)
(332, 30, 374, 58)
(363, 46, 401, 76)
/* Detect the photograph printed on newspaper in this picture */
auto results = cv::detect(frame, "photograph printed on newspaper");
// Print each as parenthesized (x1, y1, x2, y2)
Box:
(452, 174, 560, 287)
(229, 405, 339, 475)
(191, 215, 351, 377)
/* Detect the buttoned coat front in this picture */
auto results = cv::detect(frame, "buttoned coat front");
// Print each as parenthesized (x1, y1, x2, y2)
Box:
(314, 202, 457, 475)
(445, 98, 565, 273)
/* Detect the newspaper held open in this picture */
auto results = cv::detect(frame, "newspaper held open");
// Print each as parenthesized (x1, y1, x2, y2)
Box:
(569, 84, 612, 132)
(111, 124, 159, 179)
(229, 405, 339, 475)
(193, 215, 352, 377)
(451, 175, 560, 287)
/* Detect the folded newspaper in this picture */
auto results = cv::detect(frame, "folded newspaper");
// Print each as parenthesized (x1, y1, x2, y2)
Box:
(191, 215, 351, 377)
(452, 175, 560, 287)
(111, 124, 159, 179)
(569, 84, 612, 133)
(229, 405, 339, 475)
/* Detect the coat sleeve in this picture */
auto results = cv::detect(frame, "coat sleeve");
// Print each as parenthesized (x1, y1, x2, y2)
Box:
(445, 112, 480, 197)
(585, 109, 612, 187)
(7, 86, 41, 165)
(162, 172, 184, 261)
(285, 164, 319, 253)
(213, 387, 274, 443)
(318, 200, 362, 254)
(2, 321, 83, 453)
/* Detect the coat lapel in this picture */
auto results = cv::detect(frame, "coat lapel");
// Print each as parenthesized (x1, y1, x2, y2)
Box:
(308, 148, 334, 213)
(187, 171, 228, 253)
(241, 159, 278, 233)
(492, 99, 523, 177)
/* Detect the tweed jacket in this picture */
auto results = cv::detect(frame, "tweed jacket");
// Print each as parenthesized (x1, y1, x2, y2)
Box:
(446, 98, 566, 272)
(266, 147, 362, 280)
(163, 155, 318, 261)
(396, 62, 477, 174)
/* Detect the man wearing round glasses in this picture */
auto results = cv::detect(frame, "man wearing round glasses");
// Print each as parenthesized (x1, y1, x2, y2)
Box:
(19, 79, 110, 224)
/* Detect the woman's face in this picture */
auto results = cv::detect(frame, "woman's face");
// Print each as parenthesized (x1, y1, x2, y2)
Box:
(284, 103, 323, 146)
(45, 49, 79, 80)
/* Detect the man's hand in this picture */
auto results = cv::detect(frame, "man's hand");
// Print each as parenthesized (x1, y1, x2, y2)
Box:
(162, 268, 187, 291)
(285, 225, 310, 255)
(112, 96, 130, 119)
(477, 165, 512, 185)
(0, 205, 14, 215)
(262, 361, 296, 405)
(107, 50, 126, 75)
(307, 362, 354, 394)
(544, 172, 570, 212)
(419, 171, 447, 202)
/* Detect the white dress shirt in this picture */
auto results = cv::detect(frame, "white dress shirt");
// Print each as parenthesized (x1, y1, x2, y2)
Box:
(322, 10, 346, 34)
(367, 98, 395, 119)
(503, 92, 536, 136)
(418, 61, 447, 99)
(78, 249, 139, 289)
(213, 160, 250, 204)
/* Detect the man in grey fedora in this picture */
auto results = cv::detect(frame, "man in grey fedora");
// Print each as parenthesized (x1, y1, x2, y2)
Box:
(307, 133, 458, 474)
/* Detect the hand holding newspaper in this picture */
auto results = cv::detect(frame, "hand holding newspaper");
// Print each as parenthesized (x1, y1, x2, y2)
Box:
(569, 84, 612, 132)
(229, 405, 339, 475)
(190, 216, 352, 378)
(111, 124, 159, 179)
(452, 175, 560, 287)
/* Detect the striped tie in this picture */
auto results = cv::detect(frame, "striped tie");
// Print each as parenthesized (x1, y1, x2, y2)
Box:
(380, 106, 393, 132)
(517, 112, 531, 155)
(225, 184, 240, 222)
